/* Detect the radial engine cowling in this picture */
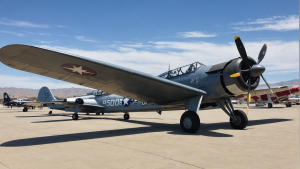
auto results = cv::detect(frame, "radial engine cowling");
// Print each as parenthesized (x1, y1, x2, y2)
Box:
(222, 57, 260, 95)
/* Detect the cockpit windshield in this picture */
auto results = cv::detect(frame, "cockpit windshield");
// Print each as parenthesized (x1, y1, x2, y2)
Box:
(87, 90, 109, 96)
(158, 62, 205, 79)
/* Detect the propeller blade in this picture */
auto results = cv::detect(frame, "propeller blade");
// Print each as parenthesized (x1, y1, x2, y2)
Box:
(261, 74, 273, 93)
(234, 36, 250, 68)
(258, 43, 267, 64)
(247, 76, 251, 115)
(230, 72, 240, 77)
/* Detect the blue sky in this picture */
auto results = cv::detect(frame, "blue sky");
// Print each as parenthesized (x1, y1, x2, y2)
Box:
(0, 0, 298, 89)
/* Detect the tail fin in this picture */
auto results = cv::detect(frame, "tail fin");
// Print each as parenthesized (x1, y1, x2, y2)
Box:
(3, 92, 12, 103)
(37, 86, 57, 102)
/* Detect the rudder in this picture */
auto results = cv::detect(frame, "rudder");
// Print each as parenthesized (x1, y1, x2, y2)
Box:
(37, 86, 56, 102)
(3, 92, 12, 103)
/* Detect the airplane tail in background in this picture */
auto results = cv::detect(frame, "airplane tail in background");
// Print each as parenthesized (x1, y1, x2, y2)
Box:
(3, 92, 12, 103)
(37, 86, 57, 102)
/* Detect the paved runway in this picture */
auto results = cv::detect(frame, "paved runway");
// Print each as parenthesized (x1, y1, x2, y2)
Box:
(0, 104, 298, 169)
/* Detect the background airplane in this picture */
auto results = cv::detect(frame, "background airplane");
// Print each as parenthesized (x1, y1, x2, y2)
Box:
(0, 36, 274, 133)
(235, 86, 299, 108)
(2, 92, 36, 111)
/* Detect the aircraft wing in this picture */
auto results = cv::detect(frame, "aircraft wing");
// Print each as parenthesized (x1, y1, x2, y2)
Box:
(235, 86, 291, 101)
(0, 44, 206, 105)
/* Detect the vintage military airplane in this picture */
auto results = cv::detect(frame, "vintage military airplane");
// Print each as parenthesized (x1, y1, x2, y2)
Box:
(2, 92, 36, 111)
(0, 36, 272, 133)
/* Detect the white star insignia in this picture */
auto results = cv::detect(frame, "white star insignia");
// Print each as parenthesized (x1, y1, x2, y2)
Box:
(123, 98, 130, 105)
(63, 65, 95, 75)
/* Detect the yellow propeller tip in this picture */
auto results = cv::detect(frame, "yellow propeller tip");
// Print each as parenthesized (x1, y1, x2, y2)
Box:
(265, 43, 267, 47)
(271, 89, 273, 93)
(234, 35, 239, 40)
(230, 72, 240, 77)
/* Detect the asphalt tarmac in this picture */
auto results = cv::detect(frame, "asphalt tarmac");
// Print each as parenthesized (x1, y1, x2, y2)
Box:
(0, 104, 298, 169)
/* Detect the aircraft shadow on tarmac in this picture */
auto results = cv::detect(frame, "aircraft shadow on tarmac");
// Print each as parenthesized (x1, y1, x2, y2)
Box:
(0, 117, 291, 147)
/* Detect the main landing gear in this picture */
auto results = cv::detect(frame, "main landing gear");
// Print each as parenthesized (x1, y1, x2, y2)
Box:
(180, 96, 203, 133)
(180, 111, 200, 133)
(72, 105, 79, 120)
(48, 110, 52, 114)
(286, 103, 292, 107)
(72, 114, 79, 120)
(216, 97, 248, 130)
(268, 103, 273, 108)
(23, 107, 28, 112)
(124, 112, 130, 120)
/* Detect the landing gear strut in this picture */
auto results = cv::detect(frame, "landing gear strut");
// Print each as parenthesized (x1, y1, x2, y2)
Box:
(216, 97, 248, 130)
(124, 113, 130, 120)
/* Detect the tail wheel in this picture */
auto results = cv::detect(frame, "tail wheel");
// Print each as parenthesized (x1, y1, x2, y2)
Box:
(180, 111, 200, 133)
(230, 110, 248, 129)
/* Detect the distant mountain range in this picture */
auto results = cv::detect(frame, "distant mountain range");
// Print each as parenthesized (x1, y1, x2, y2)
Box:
(0, 87, 93, 99)
(259, 79, 299, 88)
(0, 79, 299, 99)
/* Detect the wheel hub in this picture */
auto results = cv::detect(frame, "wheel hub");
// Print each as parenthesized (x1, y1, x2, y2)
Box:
(183, 117, 192, 129)
(233, 116, 241, 125)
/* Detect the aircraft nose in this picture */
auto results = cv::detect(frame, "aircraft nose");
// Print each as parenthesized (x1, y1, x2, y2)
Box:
(291, 87, 299, 93)
(249, 65, 265, 77)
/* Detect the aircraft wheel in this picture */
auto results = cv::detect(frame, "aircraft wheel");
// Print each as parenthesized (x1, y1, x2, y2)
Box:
(102, 113, 104, 115)
(296, 103, 299, 105)
(23, 108, 26, 112)
(124, 114, 130, 120)
(96, 112, 100, 115)
(286, 103, 292, 107)
(180, 111, 200, 133)
(230, 110, 248, 129)
(268, 103, 273, 108)
(86, 112, 89, 115)
(72, 114, 79, 120)
(48, 111, 52, 114)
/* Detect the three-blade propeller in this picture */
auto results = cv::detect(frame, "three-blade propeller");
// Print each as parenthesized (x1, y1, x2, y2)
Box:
(231, 36, 272, 115)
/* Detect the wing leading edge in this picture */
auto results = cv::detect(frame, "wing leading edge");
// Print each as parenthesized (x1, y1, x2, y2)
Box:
(0, 44, 206, 105)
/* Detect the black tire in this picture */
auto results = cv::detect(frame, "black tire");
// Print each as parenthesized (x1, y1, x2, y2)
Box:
(72, 114, 78, 120)
(24, 108, 28, 112)
(48, 111, 52, 114)
(96, 112, 100, 115)
(180, 111, 200, 133)
(268, 103, 273, 108)
(230, 110, 248, 129)
(23, 108, 26, 112)
(102, 113, 104, 115)
(296, 103, 299, 105)
(86, 112, 89, 115)
(124, 114, 130, 120)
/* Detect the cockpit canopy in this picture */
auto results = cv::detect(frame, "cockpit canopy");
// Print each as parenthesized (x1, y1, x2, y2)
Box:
(86, 90, 109, 96)
(158, 62, 205, 79)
